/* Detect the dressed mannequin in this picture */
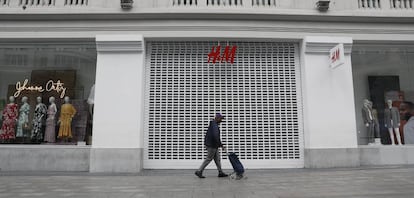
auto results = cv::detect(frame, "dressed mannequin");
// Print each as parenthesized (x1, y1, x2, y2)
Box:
(86, 84, 95, 145)
(384, 99, 402, 145)
(369, 101, 381, 144)
(0, 96, 18, 141)
(362, 99, 379, 144)
(87, 84, 95, 116)
(31, 97, 47, 142)
(44, 97, 57, 143)
(16, 96, 30, 138)
(58, 96, 77, 141)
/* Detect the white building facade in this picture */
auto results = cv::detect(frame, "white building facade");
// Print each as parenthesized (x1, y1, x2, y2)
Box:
(0, 0, 414, 172)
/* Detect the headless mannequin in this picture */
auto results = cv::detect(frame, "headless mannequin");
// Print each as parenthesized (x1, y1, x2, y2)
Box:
(385, 100, 402, 145)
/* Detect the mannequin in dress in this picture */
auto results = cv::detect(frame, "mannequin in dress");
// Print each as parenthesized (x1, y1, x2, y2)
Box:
(58, 96, 76, 141)
(384, 99, 402, 145)
(44, 97, 57, 143)
(31, 96, 47, 142)
(16, 96, 30, 138)
(0, 96, 18, 141)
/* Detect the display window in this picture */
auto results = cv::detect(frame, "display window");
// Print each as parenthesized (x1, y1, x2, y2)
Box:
(352, 44, 414, 146)
(0, 42, 96, 145)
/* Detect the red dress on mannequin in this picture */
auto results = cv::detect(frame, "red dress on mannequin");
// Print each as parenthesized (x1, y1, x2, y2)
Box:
(0, 103, 18, 140)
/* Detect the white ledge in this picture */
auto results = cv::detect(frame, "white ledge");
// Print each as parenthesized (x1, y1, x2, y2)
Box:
(96, 34, 144, 52)
(304, 36, 353, 54)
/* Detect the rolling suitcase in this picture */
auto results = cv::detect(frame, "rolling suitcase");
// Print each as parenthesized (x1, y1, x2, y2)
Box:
(227, 151, 245, 180)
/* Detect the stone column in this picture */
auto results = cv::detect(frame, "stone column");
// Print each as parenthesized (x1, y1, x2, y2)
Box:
(301, 36, 360, 168)
(90, 35, 145, 173)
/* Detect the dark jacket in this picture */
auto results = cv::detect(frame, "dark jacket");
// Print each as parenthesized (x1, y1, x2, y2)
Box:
(204, 120, 223, 148)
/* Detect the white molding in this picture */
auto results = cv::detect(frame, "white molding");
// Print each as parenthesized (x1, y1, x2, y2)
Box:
(96, 35, 144, 52)
(352, 43, 414, 53)
(304, 36, 353, 54)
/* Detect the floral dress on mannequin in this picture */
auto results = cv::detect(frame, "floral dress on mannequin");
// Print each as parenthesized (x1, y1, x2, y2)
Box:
(16, 102, 30, 138)
(0, 103, 18, 140)
(31, 103, 47, 141)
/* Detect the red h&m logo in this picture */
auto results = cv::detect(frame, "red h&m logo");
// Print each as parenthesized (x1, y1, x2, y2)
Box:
(331, 48, 340, 63)
(329, 43, 344, 68)
(207, 45, 237, 64)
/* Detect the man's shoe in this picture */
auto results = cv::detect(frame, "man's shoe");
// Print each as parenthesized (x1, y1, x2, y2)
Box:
(218, 172, 228, 177)
(195, 171, 205, 178)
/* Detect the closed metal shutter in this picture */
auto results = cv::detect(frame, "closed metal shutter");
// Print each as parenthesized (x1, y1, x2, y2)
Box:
(144, 41, 303, 169)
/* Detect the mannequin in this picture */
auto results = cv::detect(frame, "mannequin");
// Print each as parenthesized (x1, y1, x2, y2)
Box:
(58, 96, 76, 141)
(44, 97, 57, 143)
(86, 84, 95, 145)
(87, 84, 95, 116)
(16, 96, 30, 138)
(31, 96, 47, 142)
(0, 96, 18, 141)
(384, 99, 402, 145)
(369, 101, 381, 144)
(362, 99, 379, 144)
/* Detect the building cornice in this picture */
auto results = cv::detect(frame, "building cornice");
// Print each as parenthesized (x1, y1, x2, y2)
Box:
(304, 36, 353, 54)
(1, 11, 414, 23)
(96, 35, 144, 52)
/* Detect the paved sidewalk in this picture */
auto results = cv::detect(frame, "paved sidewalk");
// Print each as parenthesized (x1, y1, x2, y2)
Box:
(1, 166, 414, 198)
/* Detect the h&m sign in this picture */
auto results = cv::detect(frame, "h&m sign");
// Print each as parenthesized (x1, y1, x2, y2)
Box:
(329, 43, 345, 68)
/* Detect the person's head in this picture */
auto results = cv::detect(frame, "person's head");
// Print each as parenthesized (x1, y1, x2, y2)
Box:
(400, 101, 414, 121)
(36, 96, 42, 104)
(214, 113, 225, 123)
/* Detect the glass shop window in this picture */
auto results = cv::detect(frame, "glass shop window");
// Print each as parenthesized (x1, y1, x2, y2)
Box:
(352, 44, 414, 146)
(0, 42, 96, 145)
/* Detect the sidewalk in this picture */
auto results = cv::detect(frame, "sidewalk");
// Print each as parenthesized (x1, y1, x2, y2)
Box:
(1, 166, 414, 198)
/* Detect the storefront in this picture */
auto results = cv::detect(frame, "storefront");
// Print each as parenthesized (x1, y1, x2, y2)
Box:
(0, 36, 413, 172)
(0, 35, 361, 172)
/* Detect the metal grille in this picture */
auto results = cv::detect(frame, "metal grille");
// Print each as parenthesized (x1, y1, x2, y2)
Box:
(358, 0, 381, 8)
(172, 0, 198, 6)
(19, 0, 55, 6)
(144, 41, 303, 169)
(65, 0, 87, 5)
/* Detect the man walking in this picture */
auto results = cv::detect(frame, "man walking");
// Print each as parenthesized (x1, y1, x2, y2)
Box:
(195, 113, 228, 178)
